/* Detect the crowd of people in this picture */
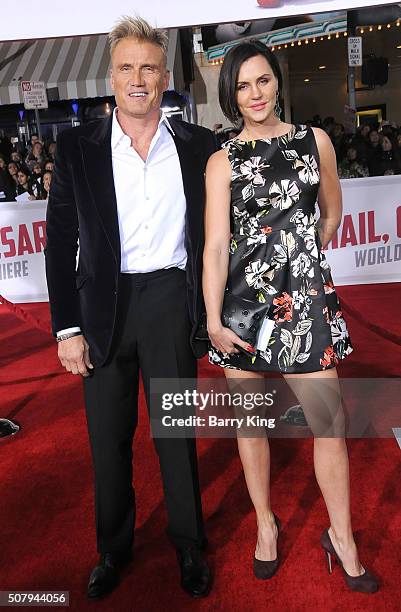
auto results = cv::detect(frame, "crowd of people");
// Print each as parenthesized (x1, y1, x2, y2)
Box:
(0, 134, 54, 202)
(214, 116, 401, 179)
(1, 115, 401, 204)
(319, 117, 401, 179)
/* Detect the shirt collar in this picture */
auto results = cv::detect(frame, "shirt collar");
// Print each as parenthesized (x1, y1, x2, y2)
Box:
(111, 108, 175, 150)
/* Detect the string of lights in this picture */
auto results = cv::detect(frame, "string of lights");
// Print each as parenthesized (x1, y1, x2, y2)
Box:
(207, 19, 401, 65)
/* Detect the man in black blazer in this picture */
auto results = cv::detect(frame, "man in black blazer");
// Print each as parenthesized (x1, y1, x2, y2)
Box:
(45, 16, 215, 599)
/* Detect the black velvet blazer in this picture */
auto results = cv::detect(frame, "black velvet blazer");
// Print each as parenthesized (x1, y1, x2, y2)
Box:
(45, 116, 217, 366)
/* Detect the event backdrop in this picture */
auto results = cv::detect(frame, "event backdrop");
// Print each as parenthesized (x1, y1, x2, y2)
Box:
(0, 0, 397, 41)
(1, 175, 400, 303)
(326, 174, 401, 285)
(0, 202, 48, 303)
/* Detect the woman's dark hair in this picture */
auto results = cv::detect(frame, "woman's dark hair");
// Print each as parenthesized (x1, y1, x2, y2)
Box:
(218, 40, 282, 124)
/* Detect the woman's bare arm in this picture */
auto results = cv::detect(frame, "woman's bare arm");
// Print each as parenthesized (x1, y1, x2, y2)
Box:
(202, 149, 250, 354)
(203, 149, 231, 331)
(312, 127, 343, 248)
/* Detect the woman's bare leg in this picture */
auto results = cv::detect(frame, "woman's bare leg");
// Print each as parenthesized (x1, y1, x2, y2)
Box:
(284, 368, 364, 576)
(225, 369, 277, 561)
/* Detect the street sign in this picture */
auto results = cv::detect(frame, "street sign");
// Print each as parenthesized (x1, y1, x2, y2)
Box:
(20, 81, 48, 109)
(348, 37, 362, 67)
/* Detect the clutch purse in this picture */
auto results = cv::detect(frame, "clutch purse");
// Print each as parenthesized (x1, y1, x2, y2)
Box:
(195, 292, 268, 350)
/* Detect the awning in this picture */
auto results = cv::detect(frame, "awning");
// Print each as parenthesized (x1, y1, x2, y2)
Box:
(0, 34, 112, 105)
(206, 16, 348, 62)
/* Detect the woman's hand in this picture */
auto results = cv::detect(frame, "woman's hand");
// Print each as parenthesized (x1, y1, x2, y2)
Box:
(208, 323, 256, 356)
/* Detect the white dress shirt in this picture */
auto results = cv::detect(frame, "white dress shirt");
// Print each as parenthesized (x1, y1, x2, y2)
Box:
(112, 108, 187, 273)
(57, 108, 187, 336)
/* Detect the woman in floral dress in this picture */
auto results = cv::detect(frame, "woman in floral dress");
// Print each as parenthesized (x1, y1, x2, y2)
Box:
(202, 40, 378, 593)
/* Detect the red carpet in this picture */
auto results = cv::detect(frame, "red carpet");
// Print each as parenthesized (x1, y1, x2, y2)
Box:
(0, 284, 400, 611)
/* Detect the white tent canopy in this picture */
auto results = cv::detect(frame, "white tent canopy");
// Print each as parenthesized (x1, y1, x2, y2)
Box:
(0, 35, 112, 105)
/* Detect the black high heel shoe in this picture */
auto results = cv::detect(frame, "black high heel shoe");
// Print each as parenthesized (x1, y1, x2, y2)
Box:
(253, 513, 281, 580)
(320, 529, 379, 594)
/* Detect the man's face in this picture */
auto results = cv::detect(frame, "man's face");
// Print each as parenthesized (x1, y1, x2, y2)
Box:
(110, 37, 169, 121)
(370, 131, 379, 144)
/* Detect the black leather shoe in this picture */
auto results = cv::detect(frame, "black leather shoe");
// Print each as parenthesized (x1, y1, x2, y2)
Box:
(176, 547, 212, 598)
(87, 551, 132, 599)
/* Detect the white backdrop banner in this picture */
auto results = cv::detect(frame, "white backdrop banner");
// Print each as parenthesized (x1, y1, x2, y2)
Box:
(0, 176, 400, 304)
(326, 175, 401, 285)
(0, 0, 397, 41)
(0, 201, 48, 303)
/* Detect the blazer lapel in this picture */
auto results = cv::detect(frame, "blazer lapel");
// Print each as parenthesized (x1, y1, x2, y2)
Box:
(168, 120, 204, 249)
(79, 117, 120, 263)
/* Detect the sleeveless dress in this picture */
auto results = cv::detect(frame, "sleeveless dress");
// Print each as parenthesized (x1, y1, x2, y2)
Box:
(208, 124, 353, 373)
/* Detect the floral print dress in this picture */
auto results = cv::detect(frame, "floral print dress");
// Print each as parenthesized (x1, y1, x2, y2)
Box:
(208, 124, 353, 373)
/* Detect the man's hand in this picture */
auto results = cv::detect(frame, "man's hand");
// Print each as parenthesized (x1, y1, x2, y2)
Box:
(58, 334, 94, 377)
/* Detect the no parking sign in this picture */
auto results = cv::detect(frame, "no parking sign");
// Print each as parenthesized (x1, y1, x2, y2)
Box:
(20, 81, 48, 110)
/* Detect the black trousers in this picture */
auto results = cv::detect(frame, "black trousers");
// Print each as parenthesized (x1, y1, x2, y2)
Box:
(83, 268, 205, 553)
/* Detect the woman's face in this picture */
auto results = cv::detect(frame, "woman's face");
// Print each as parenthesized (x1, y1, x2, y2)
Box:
(8, 162, 18, 176)
(45, 161, 54, 172)
(17, 171, 28, 185)
(396, 134, 401, 147)
(0, 157, 6, 169)
(361, 125, 370, 137)
(43, 172, 52, 192)
(347, 148, 357, 161)
(33, 163, 42, 174)
(236, 54, 278, 125)
(382, 136, 392, 152)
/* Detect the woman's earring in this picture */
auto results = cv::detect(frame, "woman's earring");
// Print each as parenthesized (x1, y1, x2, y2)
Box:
(274, 91, 282, 118)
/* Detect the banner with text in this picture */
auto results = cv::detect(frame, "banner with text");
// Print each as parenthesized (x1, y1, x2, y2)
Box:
(0, 176, 400, 304)
(0, 201, 48, 303)
(326, 175, 401, 285)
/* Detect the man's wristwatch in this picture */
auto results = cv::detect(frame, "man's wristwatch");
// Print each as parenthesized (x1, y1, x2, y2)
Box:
(56, 331, 83, 343)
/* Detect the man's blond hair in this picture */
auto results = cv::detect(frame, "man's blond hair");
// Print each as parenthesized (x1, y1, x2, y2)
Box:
(109, 15, 168, 60)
